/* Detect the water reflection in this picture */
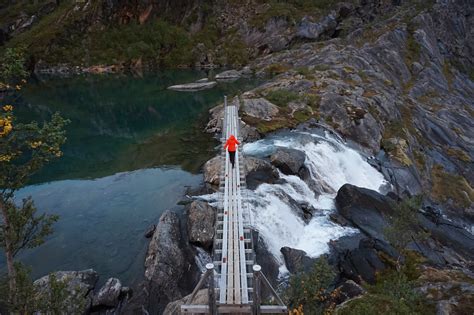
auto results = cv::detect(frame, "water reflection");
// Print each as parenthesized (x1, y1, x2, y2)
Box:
(16, 71, 262, 183)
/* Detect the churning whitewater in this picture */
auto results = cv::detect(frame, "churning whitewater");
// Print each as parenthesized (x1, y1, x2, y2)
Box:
(242, 130, 388, 266)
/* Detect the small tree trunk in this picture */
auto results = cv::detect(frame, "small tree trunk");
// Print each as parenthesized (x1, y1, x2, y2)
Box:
(0, 199, 16, 304)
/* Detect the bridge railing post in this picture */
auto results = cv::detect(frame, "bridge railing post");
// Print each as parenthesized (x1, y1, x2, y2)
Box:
(224, 95, 228, 107)
(252, 265, 261, 315)
(207, 263, 217, 315)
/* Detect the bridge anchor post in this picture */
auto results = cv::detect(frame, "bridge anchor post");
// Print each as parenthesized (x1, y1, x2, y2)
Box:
(206, 263, 217, 315)
(252, 265, 261, 315)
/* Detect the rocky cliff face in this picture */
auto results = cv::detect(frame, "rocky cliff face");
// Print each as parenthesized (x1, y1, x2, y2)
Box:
(246, 0, 473, 227)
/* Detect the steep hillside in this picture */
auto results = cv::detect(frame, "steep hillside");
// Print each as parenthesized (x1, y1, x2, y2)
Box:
(1, 0, 358, 69)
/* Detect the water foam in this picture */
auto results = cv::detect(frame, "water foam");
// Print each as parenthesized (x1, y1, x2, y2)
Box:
(243, 130, 387, 264)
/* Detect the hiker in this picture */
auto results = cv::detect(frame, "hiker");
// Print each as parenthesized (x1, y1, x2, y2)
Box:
(224, 134, 240, 168)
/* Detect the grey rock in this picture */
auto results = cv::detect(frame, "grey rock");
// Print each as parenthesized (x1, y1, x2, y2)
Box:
(245, 156, 279, 189)
(144, 224, 156, 238)
(187, 201, 216, 250)
(242, 98, 279, 121)
(203, 156, 221, 188)
(167, 81, 217, 91)
(163, 289, 208, 315)
(144, 211, 189, 309)
(335, 184, 394, 241)
(92, 277, 123, 308)
(281, 246, 315, 273)
(34, 269, 98, 313)
(215, 69, 241, 80)
(297, 13, 338, 40)
(270, 147, 306, 175)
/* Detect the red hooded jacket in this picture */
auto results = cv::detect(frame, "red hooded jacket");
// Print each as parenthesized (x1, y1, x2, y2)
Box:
(224, 135, 240, 152)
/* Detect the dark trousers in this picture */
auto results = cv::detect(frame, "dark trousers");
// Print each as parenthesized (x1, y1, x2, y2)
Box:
(229, 151, 236, 168)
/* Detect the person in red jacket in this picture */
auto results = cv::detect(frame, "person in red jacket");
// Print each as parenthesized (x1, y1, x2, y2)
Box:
(224, 134, 240, 168)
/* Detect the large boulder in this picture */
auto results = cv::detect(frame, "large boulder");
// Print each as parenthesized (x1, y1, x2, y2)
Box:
(245, 156, 279, 189)
(242, 98, 279, 121)
(144, 210, 198, 313)
(34, 269, 98, 313)
(335, 184, 395, 241)
(187, 201, 216, 250)
(270, 147, 306, 175)
(203, 156, 221, 188)
(281, 247, 315, 273)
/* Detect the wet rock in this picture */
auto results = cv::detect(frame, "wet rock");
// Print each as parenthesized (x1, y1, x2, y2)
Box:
(187, 201, 216, 250)
(144, 224, 156, 238)
(270, 147, 306, 175)
(163, 289, 208, 315)
(203, 156, 221, 188)
(242, 98, 279, 121)
(245, 156, 279, 189)
(167, 81, 217, 91)
(281, 247, 315, 273)
(34, 269, 98, 313)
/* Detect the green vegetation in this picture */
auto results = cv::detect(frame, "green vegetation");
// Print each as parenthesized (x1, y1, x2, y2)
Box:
(337, 255, 434, 315)
(446, 146, 471, 162)
(87, 20, 192, 66)
(265, 89, 301, 107)
(405, 29, 421, 70)
(431, 164, 474, 208)
(384, 196, 428, 252)
(265, 63, 291, 76)
(0, 264, 86, 313)
(0, 48, 69, 310)
(285, 256, 336, 314)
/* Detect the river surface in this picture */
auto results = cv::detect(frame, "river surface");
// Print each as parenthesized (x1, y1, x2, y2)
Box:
(1, 71, 262, 285)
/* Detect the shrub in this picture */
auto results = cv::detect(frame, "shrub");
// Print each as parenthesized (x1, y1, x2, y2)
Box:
(285, 256, 336, 314)
(265, 89, 300, 107)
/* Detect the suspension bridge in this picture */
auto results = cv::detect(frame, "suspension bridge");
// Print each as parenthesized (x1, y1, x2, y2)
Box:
(181, 97, 288, 314)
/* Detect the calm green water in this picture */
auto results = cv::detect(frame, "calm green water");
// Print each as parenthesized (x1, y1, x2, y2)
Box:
(1, 71, 262, 285)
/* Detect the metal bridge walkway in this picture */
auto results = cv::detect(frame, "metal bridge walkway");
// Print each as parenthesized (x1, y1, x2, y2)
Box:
(182, 97, 287, 315)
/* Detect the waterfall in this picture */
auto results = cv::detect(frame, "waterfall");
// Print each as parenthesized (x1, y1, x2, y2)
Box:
(242, 130, 388, 265)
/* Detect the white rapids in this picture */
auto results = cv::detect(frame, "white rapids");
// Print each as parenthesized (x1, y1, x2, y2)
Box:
(242, 130, 388, 266)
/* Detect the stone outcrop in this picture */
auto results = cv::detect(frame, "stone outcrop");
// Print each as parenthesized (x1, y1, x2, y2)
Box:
(92, 277, 131, 309)
(270, 147, 306, 175)
(203, 156, 221, 188)
(281, 246, 315, 273)
(187, 200, 216, 250)
(245, 156, 279, 189)
(242, 98, 279, 121)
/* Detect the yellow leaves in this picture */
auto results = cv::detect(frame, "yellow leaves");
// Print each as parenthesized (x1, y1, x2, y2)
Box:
(30, 141, 43, 149)
(0, 116, 13, 137)
(15, 85, 22, 91)
(21, 79, 27, 84)
(0, 154, 12, 162)
(3, 104, 13, 111)
(289, 304, 304, 315)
